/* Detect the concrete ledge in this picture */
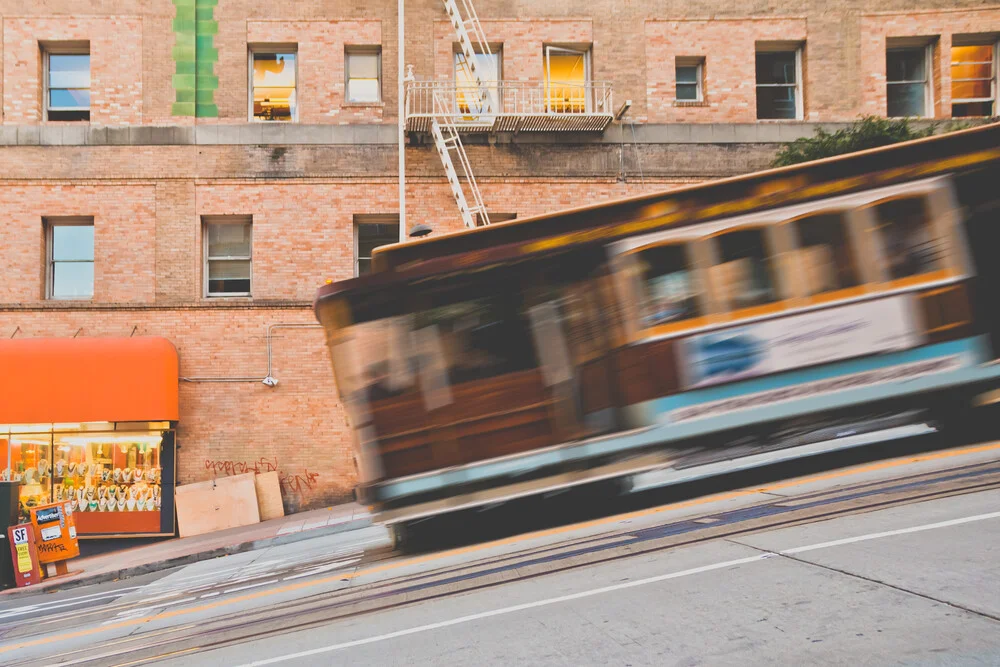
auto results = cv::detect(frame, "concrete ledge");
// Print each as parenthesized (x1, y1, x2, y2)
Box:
(0, 121, 946, 147)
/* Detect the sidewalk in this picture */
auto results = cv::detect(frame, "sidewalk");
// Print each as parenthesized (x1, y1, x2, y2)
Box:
(1, 502, 372, 599)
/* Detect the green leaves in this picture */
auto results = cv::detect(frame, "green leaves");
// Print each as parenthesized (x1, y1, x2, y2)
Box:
(771, 116, 937, 168)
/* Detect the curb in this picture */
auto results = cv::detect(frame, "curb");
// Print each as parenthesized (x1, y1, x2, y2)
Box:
(0, 516, 373, 600)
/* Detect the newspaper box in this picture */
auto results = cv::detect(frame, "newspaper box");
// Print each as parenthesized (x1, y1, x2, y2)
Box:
(30, 501, 80, 574)
(7, 524, 42, 587)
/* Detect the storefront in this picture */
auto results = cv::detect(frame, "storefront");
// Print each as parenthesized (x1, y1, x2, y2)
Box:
(0, 337, 178, 538)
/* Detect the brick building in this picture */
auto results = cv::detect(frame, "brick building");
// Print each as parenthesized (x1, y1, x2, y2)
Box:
(0, 0, 997, 534)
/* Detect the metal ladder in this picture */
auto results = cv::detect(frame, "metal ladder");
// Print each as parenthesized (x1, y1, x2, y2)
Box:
(431, 90, 490, 228)
(428, 0, 493, 227)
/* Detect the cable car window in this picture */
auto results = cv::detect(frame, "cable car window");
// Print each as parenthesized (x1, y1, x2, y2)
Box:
(632, 244, 703, 327)
(712, 228, 779, 309)
(872, 196, 947, 280)
(791, 212, 861, 296)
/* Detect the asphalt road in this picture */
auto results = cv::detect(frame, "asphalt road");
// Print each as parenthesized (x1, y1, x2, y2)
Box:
(2, 441, 999, 666)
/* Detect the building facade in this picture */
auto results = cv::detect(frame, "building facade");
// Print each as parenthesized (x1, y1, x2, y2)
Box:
(0, 0, 997, 528)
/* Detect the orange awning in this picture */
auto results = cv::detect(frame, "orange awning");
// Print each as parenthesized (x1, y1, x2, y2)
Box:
(0, 337, 179, 424)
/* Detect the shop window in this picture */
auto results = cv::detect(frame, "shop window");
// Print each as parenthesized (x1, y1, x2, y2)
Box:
(755, 48, 802, 120)
(544, 45, 591, 113)
(204, 216, 252, 297)
(455, 48, 501, 116)
(887, 46, 931, 118)
(355, 215, 400, 276)
(675, 57, 704, 102)
(1, 423, 169, 530)
(712, 228, 779, 310)
(951, 42, 997, 118)
(872, 196, 947, 281)
(251, 48, 297, 121)
(45, 49, 90, 122)
(346, 47, 382, 104)
(790, 212, 862, 297)
(47, 218, 94, 300)
(632, 243, 703, 328)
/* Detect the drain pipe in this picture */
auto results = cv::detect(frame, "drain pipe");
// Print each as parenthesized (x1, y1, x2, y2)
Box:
(180, 322, 324, 386)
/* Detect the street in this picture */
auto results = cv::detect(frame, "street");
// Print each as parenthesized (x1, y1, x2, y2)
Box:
(2, 442, 999, 666)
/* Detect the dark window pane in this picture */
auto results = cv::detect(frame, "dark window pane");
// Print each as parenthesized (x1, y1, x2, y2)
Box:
(953, 101, 994, 117)
(676, 65, 699, 84)
(52, 225, 94, 261)
(756, 86, 797, 119)
(49, 88, 90, 109)
(887, 82, 926, 117)
(874, 197, 945, 280)
(756, 52, 796, 85)
(357, 258, 372, 275)
(47, 109, 89, 121)
(52, 261, 94, 298)
(357, 223, 399, 258)
(886, 49, 926, 82)
(676, 83, 699, 100)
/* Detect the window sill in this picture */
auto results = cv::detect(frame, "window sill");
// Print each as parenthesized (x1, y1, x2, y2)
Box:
(342, 102, 384, 109)
(204, 295, 253, 301)
(673, 100, 708, 107)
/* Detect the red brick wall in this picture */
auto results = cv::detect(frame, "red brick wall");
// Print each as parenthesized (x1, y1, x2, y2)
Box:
(2, 16, 143, 124)
(245, 20, 384, 124)
(644, 19, 808, 123)
(860, 7, 1000, 119)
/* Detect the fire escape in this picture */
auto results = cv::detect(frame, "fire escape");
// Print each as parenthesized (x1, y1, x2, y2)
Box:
(408, 0, 616, 229)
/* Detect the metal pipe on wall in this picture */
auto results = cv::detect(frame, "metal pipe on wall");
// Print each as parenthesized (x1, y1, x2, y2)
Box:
(179, 322, 324, 384)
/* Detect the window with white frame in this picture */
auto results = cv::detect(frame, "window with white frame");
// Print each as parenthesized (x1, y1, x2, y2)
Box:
(45, 49, 90, 121)
(455, 48, 501, 115)
(755, 47, 802, 119)
(887, 46, 932, 118)
(544, 45, 591, 113)
(47, 217, 94, 299)
(250, 48, 297, 121)
(951, 41, 997, 117)
(355, 215, 399, 276)
(675, 57, 704, 102)
(346, 48, 382, 103)
(204, 216, 252, 297)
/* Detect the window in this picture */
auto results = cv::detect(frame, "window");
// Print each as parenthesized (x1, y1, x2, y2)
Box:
(455, 49, 501, 115)
(755, 49, 801, 119)
(789, 212, 862, 297)
(204, 217, 252, 297)
(675, 57, 704, 102)
(355, 216, 400, 276)
(712, 228, 779, 309)
(544, 46, 590, 113)
(887, 47, 931, 117)
(251, 49, 297, 121)
(951, 43, 996, 117)
(47, 218, 94, 299)
(46, 51, 90, 121)
(872, 196, 947, 281)
(632, 244, 703, 328)
(346, 48, 382, 103)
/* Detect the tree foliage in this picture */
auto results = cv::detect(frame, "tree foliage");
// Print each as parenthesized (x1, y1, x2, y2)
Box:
(771, 116, 938, 168)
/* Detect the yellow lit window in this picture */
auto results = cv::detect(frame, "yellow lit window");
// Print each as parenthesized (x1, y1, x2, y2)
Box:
(252, 51, 297, 121)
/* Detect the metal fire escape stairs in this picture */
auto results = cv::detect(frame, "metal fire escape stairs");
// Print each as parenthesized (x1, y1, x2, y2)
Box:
(431, 0, 493, 228)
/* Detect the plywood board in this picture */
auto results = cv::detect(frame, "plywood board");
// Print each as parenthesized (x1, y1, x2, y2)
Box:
(175, 473, 260, 538)
(254, 471, 285, 522)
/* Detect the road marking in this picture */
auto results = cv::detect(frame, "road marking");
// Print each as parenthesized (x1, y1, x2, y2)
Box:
(282, 558, 360, 581)
(2, 440, 998, 655)
(233, 509, 1000, 665)
(223, 580, 280, 594)
(781, 511, 1000, 554)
